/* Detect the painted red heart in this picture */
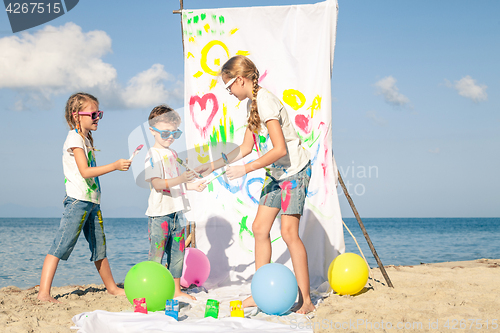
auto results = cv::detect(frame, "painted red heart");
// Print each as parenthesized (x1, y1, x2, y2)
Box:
(189, 93, 219, 137)
(295, 114, 311, 134)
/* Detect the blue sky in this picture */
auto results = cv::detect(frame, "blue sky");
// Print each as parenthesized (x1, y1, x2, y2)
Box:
(0, 0, 498, 218)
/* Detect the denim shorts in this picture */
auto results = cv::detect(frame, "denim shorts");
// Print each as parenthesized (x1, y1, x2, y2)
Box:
(148, 211, 186, 278)
(48, 196, 106, 262)
(259, 161, 311, 215)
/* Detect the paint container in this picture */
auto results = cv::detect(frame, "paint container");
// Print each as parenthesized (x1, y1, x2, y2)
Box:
(165, 299, 179, 320)
(204, 299, 219, 319)
(133, 298, 147, 314)
(230, 300, 244, 317)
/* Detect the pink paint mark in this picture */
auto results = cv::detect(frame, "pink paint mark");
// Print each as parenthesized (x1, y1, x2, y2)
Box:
(189, 93, 219, 137)
(252, 133, 261, 156)
(317, 121, 331, 205)
(258, 70, 268, 83)
(177, 229, 185, 252)
(161, 221, 169, 235)
(133, 298, 147, 314)
(280, 181, 293, 212)
(295, 114, 312, 134)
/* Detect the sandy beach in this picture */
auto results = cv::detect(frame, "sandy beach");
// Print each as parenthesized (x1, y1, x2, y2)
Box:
(1, 258, 499, 332)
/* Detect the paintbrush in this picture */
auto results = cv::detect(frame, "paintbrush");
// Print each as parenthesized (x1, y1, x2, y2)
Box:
(221, 152, 229, 164)
(205, 170, 227, 184)
(176, 157, 203, 178)
(129, 144, 144, 161)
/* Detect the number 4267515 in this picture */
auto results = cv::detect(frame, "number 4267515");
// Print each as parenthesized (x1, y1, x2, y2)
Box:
(5, 3, 61, 14)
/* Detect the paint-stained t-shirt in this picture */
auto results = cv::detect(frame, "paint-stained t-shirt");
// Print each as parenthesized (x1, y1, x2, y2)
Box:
(62, 130, 101, 204)
(248, 88, 310, 180)
(145, 147, 191, 217)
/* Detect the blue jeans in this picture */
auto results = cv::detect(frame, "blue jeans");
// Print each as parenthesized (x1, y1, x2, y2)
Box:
(259, 161, 311, 215)
(148, 211, 186, 278)
(48, 196, 106, 261)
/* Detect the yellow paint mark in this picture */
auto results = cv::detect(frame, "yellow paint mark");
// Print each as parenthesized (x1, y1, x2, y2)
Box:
(193, 71, 203, 78)
(201, 40, 230, 76)
(236, 101, 241, 108)
(187, 52, 194, 59)
(209, 79, 217, 90)
(283, 89, 306, 110)
(236, 50, 250, 56)
(214, 58, 220, 66)
(230, 28, 239, 35)
(195, 143, 210, 163)
(189, 36, 195, 43)
(307, 95, 322, 118)
(204, 23, 210, 33)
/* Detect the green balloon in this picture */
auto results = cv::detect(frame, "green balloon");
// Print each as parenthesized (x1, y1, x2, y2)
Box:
(124, 261, 175, 312)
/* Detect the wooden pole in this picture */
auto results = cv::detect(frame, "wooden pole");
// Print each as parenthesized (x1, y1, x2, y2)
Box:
(173, 0, 185, 56)
(337, 170, 394, 288)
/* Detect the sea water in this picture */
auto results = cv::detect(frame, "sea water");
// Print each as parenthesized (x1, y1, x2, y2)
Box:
(0, 217, 498, 289)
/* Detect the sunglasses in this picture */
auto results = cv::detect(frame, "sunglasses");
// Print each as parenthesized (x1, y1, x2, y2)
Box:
(79, 110, 104, 120)
(151, 126, 183, 139)
(224, 77, 237, 93)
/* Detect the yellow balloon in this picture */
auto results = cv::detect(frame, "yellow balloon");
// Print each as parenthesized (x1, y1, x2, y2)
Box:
(328, 253, 369, 295)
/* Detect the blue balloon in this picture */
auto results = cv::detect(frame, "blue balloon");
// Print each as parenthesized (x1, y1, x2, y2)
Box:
(251, 263, 298, 315)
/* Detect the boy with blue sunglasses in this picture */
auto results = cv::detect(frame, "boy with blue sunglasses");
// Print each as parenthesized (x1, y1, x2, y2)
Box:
(145, 105, 206, 300)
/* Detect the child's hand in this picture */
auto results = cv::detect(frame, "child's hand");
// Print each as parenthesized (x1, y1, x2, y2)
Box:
(195, 163, 213, 177)
(192, 180, 207, 192)
(226, 165, 247, 180)
(115, 159, 131, 171)
(181, 170, 196, 183)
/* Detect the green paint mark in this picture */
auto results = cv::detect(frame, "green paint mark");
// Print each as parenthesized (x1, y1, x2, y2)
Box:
(208, 182, 214, 192)
(239, 216, 254, 240)
(219, 15, 225, 24)
(187, 18, 192, 24)
(237, 198, 244, 205)
(220, 124, 226, 143)
(201, 13, 206, 20)
(306, 198, 335, 219)
(212, 14, 217, 21)
(197, 30, 202, 36)
(271, 236, 282, 243)
(209, 118, 234, 146)
(259, 135, 266, 144)
(193, 15, 199, 24)
(297, 129, 321, 148)
(64, 177, 67, 184)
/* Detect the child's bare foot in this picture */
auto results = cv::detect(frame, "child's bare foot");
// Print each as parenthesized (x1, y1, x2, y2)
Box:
(107, 287, 126, 296)
(174, 290, 196, 300)
(242, 295, 257, 308)
(294, 300, 315, 314)
(37, 293, 61, 303)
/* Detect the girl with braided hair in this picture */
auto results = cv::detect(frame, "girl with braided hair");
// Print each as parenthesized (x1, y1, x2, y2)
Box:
(197, 55, 314, 314)
(37, 92, 131, 302)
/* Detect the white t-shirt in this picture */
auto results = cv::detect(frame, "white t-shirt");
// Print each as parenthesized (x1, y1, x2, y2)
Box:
(145, 147, 191, 217)
(62, 130, 101, 204)
(248, 88, 310, 180)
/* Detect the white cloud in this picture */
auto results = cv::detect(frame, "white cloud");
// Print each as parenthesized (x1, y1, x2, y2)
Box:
(122, 64, 180, 109)
(365, 110, 387, 126)
(446, 76, 487, 102)
(0, 23, 182, 109)
(428, 148, 440, 154)
(374, 76, 410, 106)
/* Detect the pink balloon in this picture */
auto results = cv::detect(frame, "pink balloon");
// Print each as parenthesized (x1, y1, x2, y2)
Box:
(180, 248, 211, 288)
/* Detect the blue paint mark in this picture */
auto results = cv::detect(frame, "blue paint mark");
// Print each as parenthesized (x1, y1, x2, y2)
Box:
(149, 157, 154, 168)
(216, 173, 248, 194)
(245, 177, 264, 204)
